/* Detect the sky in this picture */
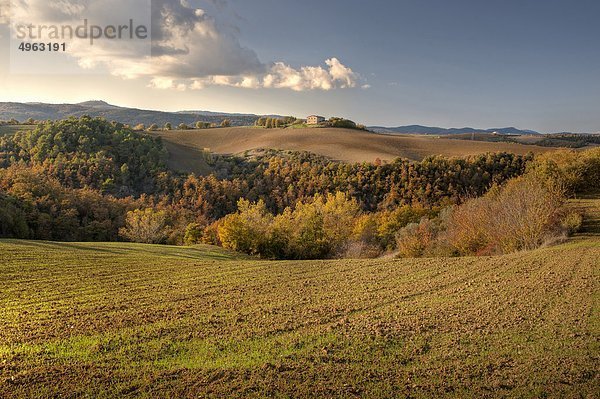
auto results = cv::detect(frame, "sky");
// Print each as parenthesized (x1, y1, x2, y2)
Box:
(1, 0, 599, 132)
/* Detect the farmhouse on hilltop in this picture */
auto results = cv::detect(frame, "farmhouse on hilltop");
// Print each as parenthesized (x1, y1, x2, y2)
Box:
(306, 115, 325, 125)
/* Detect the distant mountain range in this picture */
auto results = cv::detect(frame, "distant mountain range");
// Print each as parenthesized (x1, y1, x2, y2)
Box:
(0, 101, 280, 127)
(369, 125, 541, 136)
(0, 101, 569, 135)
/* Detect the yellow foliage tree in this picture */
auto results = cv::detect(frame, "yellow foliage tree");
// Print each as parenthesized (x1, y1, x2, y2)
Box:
(119, 208, 168, 244)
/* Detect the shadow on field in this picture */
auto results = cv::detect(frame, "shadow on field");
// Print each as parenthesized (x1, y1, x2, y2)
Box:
(571, 193, 600, 236)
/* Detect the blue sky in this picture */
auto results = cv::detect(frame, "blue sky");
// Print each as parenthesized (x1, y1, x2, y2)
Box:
(1, 0, 599, 132)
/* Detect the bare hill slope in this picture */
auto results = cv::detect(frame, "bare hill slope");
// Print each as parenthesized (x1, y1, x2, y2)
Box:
(154, 127, 555, 172)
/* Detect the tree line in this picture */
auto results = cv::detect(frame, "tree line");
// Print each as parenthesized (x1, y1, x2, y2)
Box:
(2, 117, 596, 258)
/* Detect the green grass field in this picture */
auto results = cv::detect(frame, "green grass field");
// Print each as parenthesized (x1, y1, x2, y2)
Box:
(1, 229, 598, 398)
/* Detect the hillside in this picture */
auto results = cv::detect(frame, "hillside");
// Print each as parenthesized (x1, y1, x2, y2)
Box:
(445, 132, 600, 149)
(0, 101, 267, 127)
(369, 125, 540, 135)
(154, 127, 555, 172)
(0, 101, 556, 136)
(1, 226, 598, 397)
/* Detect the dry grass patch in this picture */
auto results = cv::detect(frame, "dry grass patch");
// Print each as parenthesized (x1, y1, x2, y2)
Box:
(151, 127, 556, 171)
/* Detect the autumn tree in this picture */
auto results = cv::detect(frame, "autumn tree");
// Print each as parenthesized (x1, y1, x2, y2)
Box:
(218, 199, 272, 255)
(184, 222, 203, 245)
(119, 208, 168, 244)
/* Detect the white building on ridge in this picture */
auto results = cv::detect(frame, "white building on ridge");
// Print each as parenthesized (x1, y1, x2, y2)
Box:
(306, 115, 325, 125)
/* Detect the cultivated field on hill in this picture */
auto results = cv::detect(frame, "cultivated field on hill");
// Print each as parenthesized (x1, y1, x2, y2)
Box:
(152, 127, 556, 173)
(1, 198, 598, 398)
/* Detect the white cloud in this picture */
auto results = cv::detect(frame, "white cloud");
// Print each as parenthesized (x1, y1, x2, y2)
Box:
(325, 58, 356, 88)
(0, 0, 10, 25)
(259, 58, 356, 91)
(148, 0, 264, 78)
(149, 77, 176, 89)
(184, 58, 357, 91)
(3, 0, 363, 91)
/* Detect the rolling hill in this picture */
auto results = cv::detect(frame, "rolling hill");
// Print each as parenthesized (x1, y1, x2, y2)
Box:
(0, 101, 273, 127)
(153, 127, 556, 173)
(369, 124, 541, 135)
(1, 101, 552, 136)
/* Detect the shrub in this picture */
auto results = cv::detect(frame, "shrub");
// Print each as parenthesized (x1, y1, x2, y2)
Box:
(329, 117, 357, 129)
(442, 197, 494, 256)
(351, 214, 379, 246)
(272, 192, 361, 259)
(442, 177, 567, 255)
(201, 221, 221, 245)
(396, 173, 584, 257)
(272, 203, 329, 259)
(119, 208, 168, 244)
(216, 192, 362, 259)
(218, 199, 272, 255)
(560, 212, 583, 235)
(184, 222, 203, 245)
(396, 217, 442, 258)
(322, 192, 362, 250)
(376, 205, 434, 249)
(527, 148, 600, 194)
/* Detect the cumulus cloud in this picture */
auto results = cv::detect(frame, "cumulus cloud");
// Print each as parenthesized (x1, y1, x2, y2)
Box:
(0, 0, 9, 38)
(187, 57, 357, 91)
(148, 0, 264, 78)
(0, 0, 10, 25)
(3, 0, 362, 91)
